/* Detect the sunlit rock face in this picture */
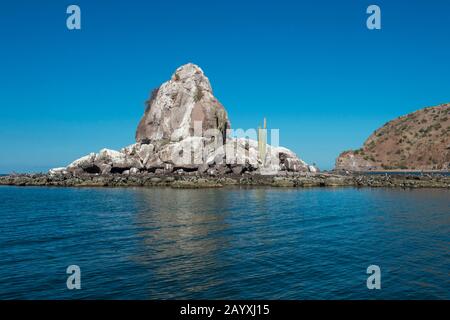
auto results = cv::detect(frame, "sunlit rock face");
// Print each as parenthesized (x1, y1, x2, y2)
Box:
(135, 63, 230, 148)
(56, 63, 317, 175)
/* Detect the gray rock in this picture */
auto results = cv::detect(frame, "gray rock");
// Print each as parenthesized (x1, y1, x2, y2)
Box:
(197, 163, 209, 174)
(335, 151, 376, 172)
(130, 167, 140, 175)
(135, 63, 230, 147)
(231, 165, 243, 175)
(164, 163, 174, 173)
(99, 163, 112, 175)
(215, 164, 231, 175)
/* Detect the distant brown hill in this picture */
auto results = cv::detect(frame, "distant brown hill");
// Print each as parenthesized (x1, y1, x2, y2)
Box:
(335, 103, 450, 171)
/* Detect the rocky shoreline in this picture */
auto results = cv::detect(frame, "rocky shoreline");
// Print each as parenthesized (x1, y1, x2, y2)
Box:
(1, 172, 449, 189)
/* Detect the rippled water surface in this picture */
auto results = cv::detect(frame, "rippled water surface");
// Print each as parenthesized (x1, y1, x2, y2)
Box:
(0, 186, 448, 299)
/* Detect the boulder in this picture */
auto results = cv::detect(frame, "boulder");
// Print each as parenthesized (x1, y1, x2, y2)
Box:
(49, 167, 68, 175)
(130, 167, 140, 175)
(97, 148, 142, 169)
(197, 163, 209, 174)
(231, 165, 244, 175)
(66, 153, 99, 174)
(66, 148, 142, 175)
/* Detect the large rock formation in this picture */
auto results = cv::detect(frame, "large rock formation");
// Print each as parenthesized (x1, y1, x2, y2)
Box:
(136, 64, 230, 147)
(53, 63, 316, 176)
(336, 103, 450, 171)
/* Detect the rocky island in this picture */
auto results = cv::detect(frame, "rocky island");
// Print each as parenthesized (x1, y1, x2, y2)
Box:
(1, 64, 449, 189)
(51, 63, 316, 177)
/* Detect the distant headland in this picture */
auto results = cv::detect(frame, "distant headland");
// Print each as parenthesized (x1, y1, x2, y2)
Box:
(47, 63, 317, 177)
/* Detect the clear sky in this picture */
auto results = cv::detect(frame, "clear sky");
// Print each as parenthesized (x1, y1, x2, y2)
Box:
(1, 0, 449, 172)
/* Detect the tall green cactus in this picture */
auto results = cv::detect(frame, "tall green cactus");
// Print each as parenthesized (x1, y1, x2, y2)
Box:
(258, 118, 267, 165)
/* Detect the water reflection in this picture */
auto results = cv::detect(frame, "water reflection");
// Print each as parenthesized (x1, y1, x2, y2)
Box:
(132, 188, 235, 297)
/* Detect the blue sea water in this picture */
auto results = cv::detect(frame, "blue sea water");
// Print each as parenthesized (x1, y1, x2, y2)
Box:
(0, 186, 448, 300)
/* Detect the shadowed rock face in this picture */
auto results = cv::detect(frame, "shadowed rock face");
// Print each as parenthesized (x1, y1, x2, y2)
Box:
(52, 63, 316, 176)
(336, 103, 450, 171)
(135, 63, 230, 147)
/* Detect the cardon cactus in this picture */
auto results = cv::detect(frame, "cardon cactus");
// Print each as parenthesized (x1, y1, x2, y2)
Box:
(258, 118, 267, 164)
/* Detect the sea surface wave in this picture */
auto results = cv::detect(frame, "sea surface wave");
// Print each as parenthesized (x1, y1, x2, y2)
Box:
(0, 186, 448, 299)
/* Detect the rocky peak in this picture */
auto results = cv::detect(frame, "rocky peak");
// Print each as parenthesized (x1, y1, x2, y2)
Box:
(135, 63, 230, 146)
(171, 63, 212, 93)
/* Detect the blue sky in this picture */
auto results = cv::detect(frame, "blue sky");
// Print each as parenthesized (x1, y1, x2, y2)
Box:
(1, 0, 449, 172)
